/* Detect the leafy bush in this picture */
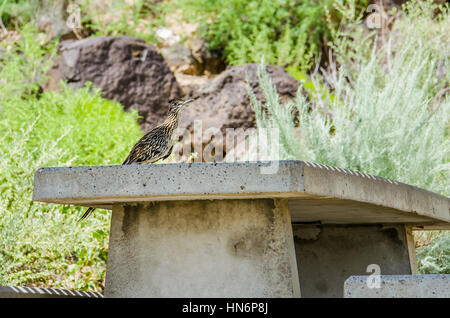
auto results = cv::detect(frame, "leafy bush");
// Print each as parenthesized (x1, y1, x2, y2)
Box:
(80, 0, 167, 43)
(0, 0, 39, 29)
(175, 0, 368, 71)
(0, 26, 143, 291)
(417, 233, 450, 274)
(248, 2, 449, 197)
(248, 1, 449, 274)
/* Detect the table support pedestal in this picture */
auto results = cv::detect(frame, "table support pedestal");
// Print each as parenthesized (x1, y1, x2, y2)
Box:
(105, 199, 301, 297)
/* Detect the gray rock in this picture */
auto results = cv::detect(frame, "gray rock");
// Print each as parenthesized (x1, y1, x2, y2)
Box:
(188, 37, 225, 75)
(161, 44, 203, 76)
(177, 64, 299, 159)
(59, 36, 182, 130)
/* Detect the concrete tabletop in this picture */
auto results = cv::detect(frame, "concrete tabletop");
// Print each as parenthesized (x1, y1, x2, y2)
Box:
(33, 161, 450, 228)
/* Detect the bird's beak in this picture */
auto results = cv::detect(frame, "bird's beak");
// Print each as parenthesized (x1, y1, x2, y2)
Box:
(181, 98, 196, 106)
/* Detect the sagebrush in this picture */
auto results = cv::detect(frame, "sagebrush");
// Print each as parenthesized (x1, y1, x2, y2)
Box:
(248, 1, 449, 273)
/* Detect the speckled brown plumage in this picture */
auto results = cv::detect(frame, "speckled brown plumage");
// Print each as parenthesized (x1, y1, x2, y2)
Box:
(79, 98, 195, 221)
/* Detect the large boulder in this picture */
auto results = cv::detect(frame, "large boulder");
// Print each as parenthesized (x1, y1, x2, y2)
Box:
(175, 64, 300, 161)
(180, 64, 299, 133)
(59, 36, 182, 130)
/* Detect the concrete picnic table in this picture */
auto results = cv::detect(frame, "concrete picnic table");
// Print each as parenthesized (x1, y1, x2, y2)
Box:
(32, 161, 450, 297)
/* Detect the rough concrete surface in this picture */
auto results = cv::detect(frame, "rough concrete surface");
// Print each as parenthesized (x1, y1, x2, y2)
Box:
(33, 161, 450, 227)
(105, 199, 300, 297)
(293, 224, 412, 298)
(31, 161, 450, 298)
(344, 275, 450, 298)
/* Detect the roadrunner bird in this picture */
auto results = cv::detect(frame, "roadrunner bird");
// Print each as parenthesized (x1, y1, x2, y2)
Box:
(78, 97, 195, 221)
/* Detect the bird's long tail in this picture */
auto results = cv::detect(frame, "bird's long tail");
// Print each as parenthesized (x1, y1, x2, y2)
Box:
(78, 207, 96, 222)
(78, 161, 129, 222)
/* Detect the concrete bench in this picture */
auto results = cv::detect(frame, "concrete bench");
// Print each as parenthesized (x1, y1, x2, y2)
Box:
(0, 286, 103, 298)
(344, 275, 450, 298)
(32, 161, 450, 297)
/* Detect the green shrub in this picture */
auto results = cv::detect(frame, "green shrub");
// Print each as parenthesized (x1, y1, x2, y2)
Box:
(0, 26, 143, 291)
(0, 0, 39, 29)
(175, 0, 368, 71)
(248, 1, 449, 274)
(417, 233, 450, 274)
(248, 2, 449, 197)
(80, 0, 167, 43)
(250, 50, 449, 196)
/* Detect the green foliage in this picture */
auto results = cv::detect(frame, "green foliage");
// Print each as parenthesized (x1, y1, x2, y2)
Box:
(0, 26, 143, 291)
(80, 0, 168, 43)
(417, 232, 450, 274)
(0, 0, 39, 28)
(286, 66, 337, 106)
(332, 0, 449, 95)
(249, 2, 450, 197)
(249, 1, 450, 274)
(175, 0, 368, 71)
(0, 0, 448, 289)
